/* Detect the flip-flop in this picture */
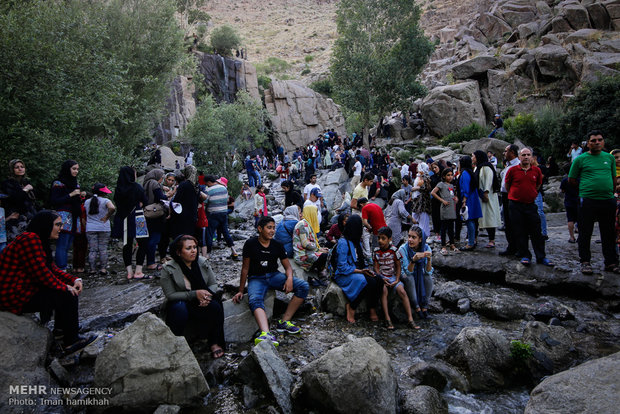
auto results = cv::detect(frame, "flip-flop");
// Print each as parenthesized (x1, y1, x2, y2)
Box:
(133, 274, 153, 280)
(520, 257, 531, 266)
(408, 320, 421, 330)
(539, 258, 555, 267)
(385, 321, 395, 330)
(484, 242, 495, 248)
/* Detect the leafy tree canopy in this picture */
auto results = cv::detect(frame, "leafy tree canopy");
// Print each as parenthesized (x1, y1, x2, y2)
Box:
(210, 25, 242, 56)
(330, 0, 433, 145)
(0, 0, 191, 194)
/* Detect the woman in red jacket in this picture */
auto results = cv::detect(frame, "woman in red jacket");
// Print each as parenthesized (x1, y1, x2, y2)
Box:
(0, 211, 96, 354)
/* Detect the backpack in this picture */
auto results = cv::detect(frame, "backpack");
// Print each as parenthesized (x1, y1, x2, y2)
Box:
(326, 239, 351, 278)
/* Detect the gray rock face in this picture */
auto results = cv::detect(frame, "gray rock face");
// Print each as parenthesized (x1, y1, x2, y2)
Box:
(452, 55, 500, 79)
(298, 337, 397, 414)
(524, 351, 620, 414)
(265, 80, 346, 152)
(560, 4, 592, 30)
(475, 13, 513, 44)
(421, 81, 486, 137)
(223, 293, 274, 343)
(237, 340, 293, 414)
(0, 312, 60, 414)
(400, 385, 448, 414)
(197, 53, 259, 104)
(154, 76, 196, 145)
(78, 282, 165, 332)
(586, 2, 612, 30)
(533, 44, 570, 77)
(461, 137, 511, 160)
(94, 313, 208, 409)
(438, 327, 512, 392)
(482, 69, 540, 117)
(522, 321, 576, 374)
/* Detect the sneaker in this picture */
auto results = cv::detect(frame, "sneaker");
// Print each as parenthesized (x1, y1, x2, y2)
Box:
(63, 334, 98, 355)
(254, 331, 279, 346)
(276, 320, 302, 334)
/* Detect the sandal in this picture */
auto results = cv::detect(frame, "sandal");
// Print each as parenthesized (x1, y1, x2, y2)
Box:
(462, 245, 475, 251)
(146, 264, 163, 271)
(440, 248, 448, 255)
(520, 257, 531, 266)
(604, 264, 620, 274)
(408, 320, 421, 330)
(484, 242, 495, 249)
(385, 320, 395, 330)
(133, 274, 154, 280)
(450, 245, 460, 253)
(538, 258, 555, 267)
(581, 262, 593, 275)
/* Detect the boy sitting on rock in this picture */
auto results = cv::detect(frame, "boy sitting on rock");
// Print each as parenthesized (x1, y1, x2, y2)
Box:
(233, 216, 309, 346)
(373, 227, 418, 330)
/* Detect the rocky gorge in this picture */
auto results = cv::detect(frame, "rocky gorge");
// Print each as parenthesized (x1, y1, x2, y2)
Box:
(2, 165, 619, 414)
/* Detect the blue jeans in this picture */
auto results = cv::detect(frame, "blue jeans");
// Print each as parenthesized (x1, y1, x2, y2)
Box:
(55, 232, 74, 269)
(247, 170, 256, 187)
(253, 170, 262, 186)
(206, 212, 233, 253)
(465, 219, 477, 246)
(147, 231, 162, 265)
(535, 193, 548, 237)
(247, 271, 309, 312)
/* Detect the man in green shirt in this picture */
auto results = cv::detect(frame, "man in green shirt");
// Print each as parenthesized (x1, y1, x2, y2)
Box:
(568, 130, 618, 274)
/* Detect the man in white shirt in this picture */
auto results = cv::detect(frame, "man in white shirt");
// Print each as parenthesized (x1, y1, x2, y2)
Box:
(350, 154, 363, 189)
(400, 161, 409, 181)
(304, 187, 323, 225)
(303, 174, 321, 201)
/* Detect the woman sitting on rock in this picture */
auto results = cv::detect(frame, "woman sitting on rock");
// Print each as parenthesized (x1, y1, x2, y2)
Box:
(0, 211, 96, 354)
(160, 234, 225, 359)
(333, 215, 383, 323)
(399, 226, 434, 320)
(274, 205, 300, 258)
(293, 204, 329, 283)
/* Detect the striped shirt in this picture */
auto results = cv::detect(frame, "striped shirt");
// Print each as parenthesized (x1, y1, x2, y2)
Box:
(204, 184, 229, 214)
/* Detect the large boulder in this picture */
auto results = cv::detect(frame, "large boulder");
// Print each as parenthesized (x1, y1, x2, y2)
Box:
(158, 146, 185, 170)
(461, 137, 511, 160)
(522, 321, 577, 376)
(298, 337, 397, 413)
(524, 351, 620, 414)
(533, 44, 569, 77)
(237, 340, 293, 414)
(400, 386, 448, 414)
(559, 3, 591, 30)
(265, 80, 346, 152)
(499, 2, 538, 27)
(223, 293, 274, 343)
(482, 69, 544, 118)
(438, 327, 512, 392)
(452, 55, 500, 80)
(420, 81, 486, 137)
(0, 312, 61, 413)
(586, 2, 612, 30)
(94, 313, 208, 409)
(581, 52, 620, 83)
(321, 282, 367, 316)
(475, 13, 514, 45)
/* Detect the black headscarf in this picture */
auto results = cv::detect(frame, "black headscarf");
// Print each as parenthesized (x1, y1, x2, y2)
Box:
(114, 166, 144, 218)
(342, 214, 363, 244)
(282, 181, 304, 209)
(459, 155, 478, 191)
(337, 212, 348, 232)
(26, 210, 59, 266)
(168, 235, 208, 292)
(473, 150, 500, 192)
(56, 160, 79, 192)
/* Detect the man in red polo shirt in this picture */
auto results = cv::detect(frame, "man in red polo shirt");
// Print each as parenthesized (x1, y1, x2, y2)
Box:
(505, 148, 554, 266)
(359, 197, 387, 263)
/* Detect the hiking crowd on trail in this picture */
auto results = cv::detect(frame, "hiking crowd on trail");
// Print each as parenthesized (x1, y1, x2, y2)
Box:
(0, 128, 618, 353)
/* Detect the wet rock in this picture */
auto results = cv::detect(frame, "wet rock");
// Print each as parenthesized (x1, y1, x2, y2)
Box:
(400, 385, 448, 414)
(406, 359, 448, 391)
(298, 337, 397, 413)
(525, 351, 620, 414)
(438, 327, 512, 392)
(420, 81, 486, 137)
(94, 313, 208, 409)
(522, 321, 576, 376)
(78, 282, 165, 331)
(0, 312, 61, 414)
(236, 340, 293, 414)
(153, 405, 181, 414)
(321, 282, 367, 317)
(457, 298, 471, 314)
(242, 385, 260, 409)
(223, 293, 274, 343)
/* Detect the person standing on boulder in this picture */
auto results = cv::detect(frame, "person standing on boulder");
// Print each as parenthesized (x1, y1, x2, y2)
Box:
(499, 144, 520, 256)
(568, 131, 618, 274)
(204, 175, 239, 260)
(505, 148, 554, 267)
(233, 216, 309, 346)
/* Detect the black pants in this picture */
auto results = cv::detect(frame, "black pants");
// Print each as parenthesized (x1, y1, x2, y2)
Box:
(502, 192, 517, 252)
(578, 198, 618, 266)
(310, 252, 328, 272)
(440, 219, 456, 246)
(509, 200, 545, 261)
(351, 274, 383, 310)
(23, 287, 79, 346)
(123, 237, 148, 267)
(431, 199, 441, 234)
(166, 299, 225, 347)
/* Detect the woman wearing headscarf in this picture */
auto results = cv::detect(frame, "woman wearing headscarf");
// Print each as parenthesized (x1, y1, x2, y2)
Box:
(281, 180, 304, 209)
(429, 162, 443, 243)
(112, 166, 149, 280)
(458, 156, 483, 250)
(473, 150, 501, 248)
(398, 226, 434, 320)
(333, 215, 382, 323)
(411, 162, 432, 237)
(143, 168, 167, 269)
(293, 205, 329, 280)
(50, 160, 83, 270)
(387, 167, 401, 200)
(1, 159, 37, 241)
(274, 205, 300, 258)
(0, 211, 96, 354)
(160, 235, 225, 359)
(385, 189, 415, 247)
(169, 166, 200, 239)
(325, 212, 348, 248)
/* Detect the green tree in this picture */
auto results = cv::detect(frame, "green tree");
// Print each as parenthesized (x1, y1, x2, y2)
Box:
(330, 0, 433, 146)
(0, 0, 189, 193)
(182, 91, 269, 177)
(210, 25, 241, 56)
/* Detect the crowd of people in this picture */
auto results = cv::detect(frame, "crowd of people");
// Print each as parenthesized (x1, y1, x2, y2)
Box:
(0, 128, 617, 353)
